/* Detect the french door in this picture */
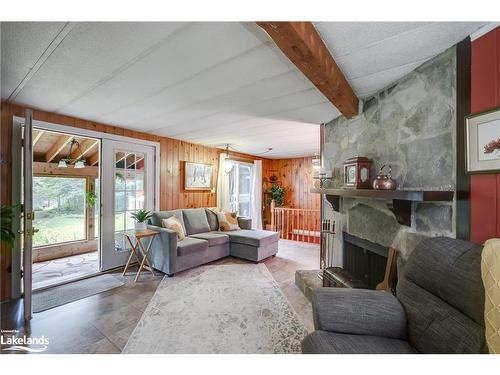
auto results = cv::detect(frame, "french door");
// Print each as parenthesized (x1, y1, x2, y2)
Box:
(23, 109, 34, 321)
(100, 139, 156, 271)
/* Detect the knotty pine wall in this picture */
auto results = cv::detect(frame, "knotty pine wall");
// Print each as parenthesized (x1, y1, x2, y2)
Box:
(264, 156, 320, 210)
(0, 102, 271, 301)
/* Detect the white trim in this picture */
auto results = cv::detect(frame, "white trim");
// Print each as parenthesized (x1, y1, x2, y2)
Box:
(13, 116, 159, 147)
(470, 22, 500, 41)
(13, 115, 161, 210)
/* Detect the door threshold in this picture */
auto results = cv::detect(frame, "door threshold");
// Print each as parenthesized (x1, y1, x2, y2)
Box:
(32, 262, 141, 292)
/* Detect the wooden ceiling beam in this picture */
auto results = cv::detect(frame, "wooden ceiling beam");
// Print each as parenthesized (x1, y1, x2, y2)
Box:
(256, 22, 359, 118)
(32, 130, 44, 147)
(87, 151, 99, 166)
(69, 139, 99, 162)
(45, 135, 72, 163)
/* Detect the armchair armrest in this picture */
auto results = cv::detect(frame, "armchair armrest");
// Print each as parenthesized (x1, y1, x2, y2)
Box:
(238, 217, 252, 230)
(147, 224, 178, 275)
(312, 287, 407, 339)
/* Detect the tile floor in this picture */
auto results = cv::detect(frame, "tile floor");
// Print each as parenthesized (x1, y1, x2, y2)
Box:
(1, 239, 319, 354)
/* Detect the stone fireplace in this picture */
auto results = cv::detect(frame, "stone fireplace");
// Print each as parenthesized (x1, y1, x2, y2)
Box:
(321, 46, 457, 264)
(341, 232, 388, 289)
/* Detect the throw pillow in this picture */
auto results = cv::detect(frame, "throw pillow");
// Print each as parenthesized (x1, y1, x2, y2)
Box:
(217, 211, 240, 232)
(161, 216, 185, 241)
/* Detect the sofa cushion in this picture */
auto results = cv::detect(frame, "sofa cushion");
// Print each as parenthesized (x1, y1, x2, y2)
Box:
(217, 211, 240, 231)
(182, 208, 211, 235)
(161, 216, 185, 241)
(205, 208, 219, 231)
(151, 209, 186, 232)
(222, 229, 279, 247)
(177, 236, 208, 257)
(402, 236, 484, 325)
(397, 236, 486, 354)
(189, 232, 229, 247)
(301, 331, 417, 354)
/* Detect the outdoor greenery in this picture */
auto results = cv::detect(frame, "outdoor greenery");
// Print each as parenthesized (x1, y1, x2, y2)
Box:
(33, 176, 86, 247)
(268, 183, 286, 206)
(86, 191, 97, 208)
(34, 215, 86, 247)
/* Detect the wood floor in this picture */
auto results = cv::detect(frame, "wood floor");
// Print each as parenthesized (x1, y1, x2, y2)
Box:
(0, 240, 319, 354)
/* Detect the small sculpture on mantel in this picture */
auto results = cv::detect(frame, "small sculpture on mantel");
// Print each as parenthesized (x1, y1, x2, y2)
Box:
(373, 164, 398, 190)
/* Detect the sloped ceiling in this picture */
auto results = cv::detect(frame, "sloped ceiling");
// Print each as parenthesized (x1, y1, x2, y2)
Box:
(1, 22, 486, 158)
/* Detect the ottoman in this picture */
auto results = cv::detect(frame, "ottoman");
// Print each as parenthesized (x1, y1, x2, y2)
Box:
(225, 230, 279, 262)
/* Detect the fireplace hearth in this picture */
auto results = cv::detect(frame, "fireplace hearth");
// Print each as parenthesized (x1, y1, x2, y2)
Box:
(323, 232, 388, 289)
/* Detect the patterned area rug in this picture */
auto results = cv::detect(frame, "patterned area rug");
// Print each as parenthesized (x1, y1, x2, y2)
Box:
(33, 251, 99, 289)
(123, 264, 308, 354)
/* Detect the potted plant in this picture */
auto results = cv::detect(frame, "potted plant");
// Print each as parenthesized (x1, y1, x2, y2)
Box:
(130, 209, 153, 231)
(268, 183, 285, 206)
(1, 205, 17, 245)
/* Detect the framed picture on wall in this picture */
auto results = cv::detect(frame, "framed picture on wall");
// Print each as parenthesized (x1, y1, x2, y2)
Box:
(466, 107, 500, 173)
(184, 162, 213, 190)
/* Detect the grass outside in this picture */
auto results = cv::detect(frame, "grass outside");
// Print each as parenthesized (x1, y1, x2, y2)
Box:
(33, 214, 86, 247)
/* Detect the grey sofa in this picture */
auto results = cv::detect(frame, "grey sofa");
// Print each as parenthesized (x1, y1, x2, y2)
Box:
(147, 208, 279, 276)
(302, 237, 486, 354)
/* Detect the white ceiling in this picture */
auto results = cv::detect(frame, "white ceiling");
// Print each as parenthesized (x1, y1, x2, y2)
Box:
(1, 22, 486, 158)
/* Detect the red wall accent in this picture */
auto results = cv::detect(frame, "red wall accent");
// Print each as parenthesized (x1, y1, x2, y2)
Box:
(470, 27, 500, 244)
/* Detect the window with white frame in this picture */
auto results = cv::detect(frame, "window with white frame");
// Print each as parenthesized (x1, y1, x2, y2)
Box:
(228, 161, 253, 217)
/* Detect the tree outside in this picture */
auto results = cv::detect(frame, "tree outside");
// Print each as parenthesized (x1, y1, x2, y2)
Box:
(33, 176, 86, 246)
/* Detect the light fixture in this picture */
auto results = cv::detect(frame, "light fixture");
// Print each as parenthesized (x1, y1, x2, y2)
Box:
(312, 157, 321, 170)
(74, 159, 85, 169)
(223, 144, 233, 173)
(57, 138, 86, 169)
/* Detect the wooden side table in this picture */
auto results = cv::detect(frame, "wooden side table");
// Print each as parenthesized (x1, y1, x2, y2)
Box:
(122, 229, 159, 282)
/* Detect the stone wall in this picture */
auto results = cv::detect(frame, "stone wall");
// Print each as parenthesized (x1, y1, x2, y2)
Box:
(322, 47, 457, 262)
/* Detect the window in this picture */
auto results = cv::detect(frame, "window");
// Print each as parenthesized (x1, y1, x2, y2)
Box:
(33, 176, 86, 247)
(228, 162, 253, 217)
(114, 151, 145, 251)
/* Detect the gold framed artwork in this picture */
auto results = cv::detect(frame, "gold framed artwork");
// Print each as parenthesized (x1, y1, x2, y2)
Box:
(466, 107, 500, 174)
(184, 162, 213, 190)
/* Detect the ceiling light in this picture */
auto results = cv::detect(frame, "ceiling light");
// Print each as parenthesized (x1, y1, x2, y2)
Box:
(74, 159, 85, 169)
(223, 144, 233, 174)
(312, 156, 321, 170)
(57, 138, 87, 169)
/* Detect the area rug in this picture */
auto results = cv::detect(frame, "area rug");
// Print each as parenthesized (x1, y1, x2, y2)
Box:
(122, 264, 308, 354)
(33, 274, 124, 313)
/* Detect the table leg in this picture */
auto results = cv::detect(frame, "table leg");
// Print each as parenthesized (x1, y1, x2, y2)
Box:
(141, 236, 156, 276)
(135, 236, 156, 282)
(122, 237, 141, 277)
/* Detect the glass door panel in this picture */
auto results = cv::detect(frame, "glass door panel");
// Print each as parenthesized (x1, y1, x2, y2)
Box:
(101, 140, 156, 271)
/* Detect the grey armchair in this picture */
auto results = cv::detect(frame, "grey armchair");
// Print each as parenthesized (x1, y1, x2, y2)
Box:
(302, 237, 487, 354)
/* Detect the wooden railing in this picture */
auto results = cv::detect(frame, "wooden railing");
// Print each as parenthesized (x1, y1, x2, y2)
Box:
(270, 200, 320, 243)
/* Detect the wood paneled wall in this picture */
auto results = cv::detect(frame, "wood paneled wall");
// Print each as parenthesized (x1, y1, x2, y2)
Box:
(264, 156, 320, 210)
(0, 102, 268, 301)
(470, 27, 500, 244)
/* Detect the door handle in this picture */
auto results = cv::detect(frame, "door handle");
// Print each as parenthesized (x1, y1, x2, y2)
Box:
(18, 228, 39, 236)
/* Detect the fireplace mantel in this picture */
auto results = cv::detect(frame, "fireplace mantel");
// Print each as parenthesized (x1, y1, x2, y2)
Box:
(311, 188, 454, 226)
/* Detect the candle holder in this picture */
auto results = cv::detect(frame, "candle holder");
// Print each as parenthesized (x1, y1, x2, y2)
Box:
(316, 173, 332, 188)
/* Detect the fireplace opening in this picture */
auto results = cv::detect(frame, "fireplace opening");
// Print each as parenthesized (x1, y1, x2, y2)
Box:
(323, 232, 388, 289)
